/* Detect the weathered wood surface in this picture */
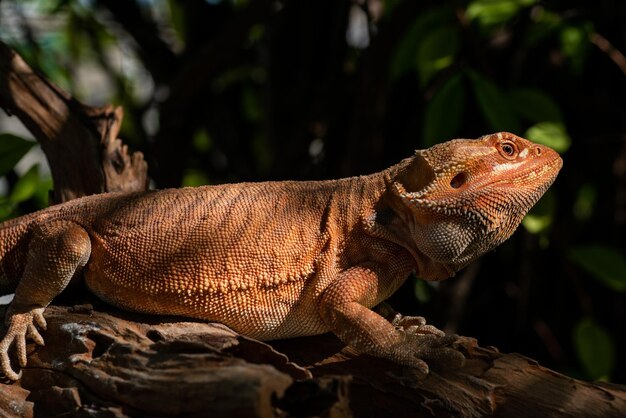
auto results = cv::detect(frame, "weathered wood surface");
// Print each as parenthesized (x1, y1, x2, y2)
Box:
(1, 302, 625, 417)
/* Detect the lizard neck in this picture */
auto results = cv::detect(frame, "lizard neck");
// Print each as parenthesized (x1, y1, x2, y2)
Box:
(358, 162, 455, 281)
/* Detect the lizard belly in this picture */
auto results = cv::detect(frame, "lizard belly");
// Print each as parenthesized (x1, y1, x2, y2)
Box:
(84, 266, 329, 339)
(83, 237, 331, 340)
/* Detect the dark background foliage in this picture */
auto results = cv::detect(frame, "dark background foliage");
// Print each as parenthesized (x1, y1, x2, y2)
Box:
(0, 0, 624, 383)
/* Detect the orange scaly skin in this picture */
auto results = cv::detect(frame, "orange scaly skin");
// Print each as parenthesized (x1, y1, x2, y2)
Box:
(0, 133, 562, 380)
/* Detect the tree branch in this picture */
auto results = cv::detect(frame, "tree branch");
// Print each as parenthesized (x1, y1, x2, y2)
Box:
(0, 41, 148, 203)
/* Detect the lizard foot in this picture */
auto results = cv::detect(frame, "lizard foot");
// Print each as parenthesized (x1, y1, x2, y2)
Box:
(0, 307, 46, 380)
(391, 313, 445, 337)
(391, 330, 465, 377)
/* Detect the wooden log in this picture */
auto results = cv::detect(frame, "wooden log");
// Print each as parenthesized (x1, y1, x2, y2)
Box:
(0, 302, 624, 417)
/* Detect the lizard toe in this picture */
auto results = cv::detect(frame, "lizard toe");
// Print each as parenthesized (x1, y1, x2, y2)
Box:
(393, 314, 445, 336)
(0, 307, 47, 379)
(434, 334, 460, 347)
(0, 338, 21, 381)
(411, 357, 429, 377)
(392, 313, 427, 327)
(392, 349, 430, 376)
(27, 323, 45, 346)
(33, 310, 47, 330)
(406, 324, 445, 336)
(15, 334, 27, 367)
(0, 358, 21, 381)
(403, 332, 466, 371)
(424, 345, 465, 370)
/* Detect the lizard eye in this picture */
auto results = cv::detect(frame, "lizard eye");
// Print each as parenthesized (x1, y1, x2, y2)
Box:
(499, 142, 517, 159)
(450, 172, 467, 189)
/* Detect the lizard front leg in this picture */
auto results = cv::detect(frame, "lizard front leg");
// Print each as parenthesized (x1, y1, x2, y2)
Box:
(0, 220, 91, 380)
(319, 265, 464, 375)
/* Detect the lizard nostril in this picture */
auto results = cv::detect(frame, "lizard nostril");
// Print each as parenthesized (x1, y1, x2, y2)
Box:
(535, 146, 542, 156)
(450, 172, 467, 189)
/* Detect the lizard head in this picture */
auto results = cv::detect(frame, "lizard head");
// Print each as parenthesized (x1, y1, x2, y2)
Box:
(388, 132, 562, 278)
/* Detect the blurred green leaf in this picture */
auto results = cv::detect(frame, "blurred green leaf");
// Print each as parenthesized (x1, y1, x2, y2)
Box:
(382, 0, 405, 18)
(508, 88, 563, 123)
(167, 0, 186, 42)
(415, 25, 459, 86)
(525, 121, 571, 153)
(561, 24, 589, 58)
(569, 245, 626, 292)
(413, 278, 431, 303)
(0, 197, 16, 222)
(242, 87, 263, 123)
(560, 24, 592, 74)
(524, 8, 561, 47)
(33, 177, 53, 209)
(468, 71, 521, 133)
(573, 183, 596, 221)
(36, 33, 72, 89)
(522, 189, 556, 234)
(10, 165, 40, 203)
(0, 134, 36, 176)
(390, 35, 419, 80)
(43, 0, 72, 14)
(466, 0, 537, 27)
(574, 317, 615, 380)
(423, 73, 465, 146)
(390, 8, 454, 80)
(193, 129, 212, 153)
(231, 0, 250, 9)
(182, 169, 210, 187)
(252, 134, 273, 174)
(212, 67, 266, 92)
(248, 24, 265, 44)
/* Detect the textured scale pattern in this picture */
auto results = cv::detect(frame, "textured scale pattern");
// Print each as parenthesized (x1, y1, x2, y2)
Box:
(0, 132, 562, 380)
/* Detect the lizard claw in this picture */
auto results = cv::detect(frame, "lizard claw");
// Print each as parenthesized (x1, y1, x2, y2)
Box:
(0, 307, 46, 380)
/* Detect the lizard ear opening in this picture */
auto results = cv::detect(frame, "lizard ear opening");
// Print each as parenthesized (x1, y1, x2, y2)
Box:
(393, 153, 436, 194)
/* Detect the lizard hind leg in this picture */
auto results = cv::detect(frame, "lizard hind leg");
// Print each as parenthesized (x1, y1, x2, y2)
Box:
(0, 220, 91, 380)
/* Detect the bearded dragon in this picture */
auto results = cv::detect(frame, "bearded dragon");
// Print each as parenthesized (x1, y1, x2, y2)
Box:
(0, 132, 562, 380)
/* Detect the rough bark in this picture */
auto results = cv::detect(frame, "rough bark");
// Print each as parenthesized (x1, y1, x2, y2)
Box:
(0, 304, 322, 418)
(0, 302, 624, 417)
(0, 40, 148, 203)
